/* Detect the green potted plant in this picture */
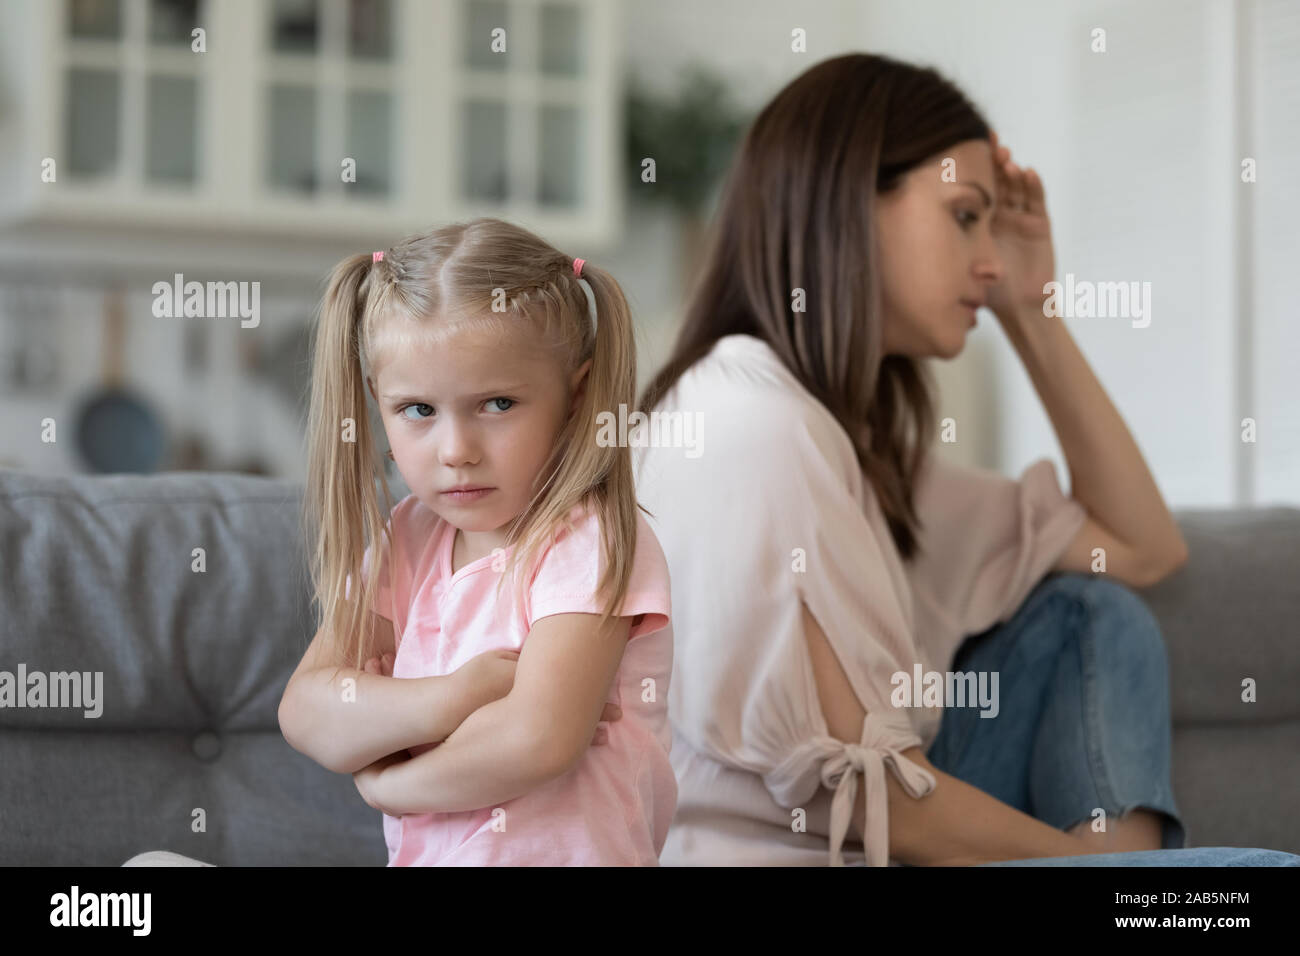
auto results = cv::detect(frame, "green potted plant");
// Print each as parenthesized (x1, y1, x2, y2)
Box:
(625, 66, 749, 293)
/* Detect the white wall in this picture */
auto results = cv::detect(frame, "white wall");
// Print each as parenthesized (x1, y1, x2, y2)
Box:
(1251, 0, 1300, 506)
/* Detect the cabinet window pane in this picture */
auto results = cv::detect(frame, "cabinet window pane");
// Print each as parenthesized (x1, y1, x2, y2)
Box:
(539, 104, 580, 207)
(268, 85, 317, 192)
(463, 0, 510, 71)
(272, 0, 319, 53)
(349, 0, 392, 60)
(461, 100, 507, 200)
(68, 0, 122, 39)
(150, 0, 201, 46)
(147, 74, 198, 183)
(346, 89, 392, 196)
(540, 3, 582, 75)
(66, 69, 120, 177)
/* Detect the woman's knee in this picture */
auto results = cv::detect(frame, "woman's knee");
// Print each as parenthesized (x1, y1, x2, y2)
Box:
(1057, 573, 1170, 677)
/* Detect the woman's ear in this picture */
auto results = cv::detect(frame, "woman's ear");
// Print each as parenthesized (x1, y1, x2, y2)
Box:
(568, 359, 593, 416)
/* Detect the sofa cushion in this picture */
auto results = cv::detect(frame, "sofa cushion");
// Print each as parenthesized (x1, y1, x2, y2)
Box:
(1138, 506, 1300, 726)
(0, 468, 383, 865)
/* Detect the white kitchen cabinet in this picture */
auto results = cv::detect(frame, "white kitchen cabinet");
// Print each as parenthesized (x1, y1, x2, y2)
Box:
(0, 0, 624, 250)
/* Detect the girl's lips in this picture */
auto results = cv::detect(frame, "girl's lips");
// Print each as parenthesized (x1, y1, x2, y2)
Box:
(441, 488, 494, 502)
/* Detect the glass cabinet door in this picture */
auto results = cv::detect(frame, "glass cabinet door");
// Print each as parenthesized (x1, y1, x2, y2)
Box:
(62, 0, 204, 187)
(537, 1, 583, 208)
(64, 0, 124, 178)
(263, 0, 396, 200)
(457, 0, 588, 211)
(65, 66, 121, 178)
(267, 84, 318, 193)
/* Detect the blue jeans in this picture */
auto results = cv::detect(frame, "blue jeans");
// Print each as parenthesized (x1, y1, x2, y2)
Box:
(925, 572, 1300, 867)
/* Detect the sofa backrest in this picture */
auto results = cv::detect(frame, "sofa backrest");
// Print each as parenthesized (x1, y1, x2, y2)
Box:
(0, 468, 384, 866)
(3, 466, 1298, 863)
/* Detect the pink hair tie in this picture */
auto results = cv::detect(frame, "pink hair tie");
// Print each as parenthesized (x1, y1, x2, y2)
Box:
(572, 257, 585, 276)
(372, 251, 384, 263)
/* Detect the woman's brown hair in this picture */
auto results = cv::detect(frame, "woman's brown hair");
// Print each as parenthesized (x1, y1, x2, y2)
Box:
(637, 52, 990, 560)
(303, 218, 640, 674)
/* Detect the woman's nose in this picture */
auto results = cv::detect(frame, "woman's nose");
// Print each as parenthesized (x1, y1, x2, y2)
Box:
(975, 238, 1005, 285)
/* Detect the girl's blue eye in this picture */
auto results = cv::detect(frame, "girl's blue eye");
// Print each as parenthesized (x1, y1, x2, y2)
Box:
(955, 209, 979, 230)
(485, 398, 515, 413)
(399, 403, 433, 421)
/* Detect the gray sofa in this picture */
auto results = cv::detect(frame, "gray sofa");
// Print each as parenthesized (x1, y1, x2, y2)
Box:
(1, 468, 1297, 866)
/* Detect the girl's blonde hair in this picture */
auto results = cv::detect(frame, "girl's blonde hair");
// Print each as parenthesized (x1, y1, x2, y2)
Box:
(301, 217, 641, 675)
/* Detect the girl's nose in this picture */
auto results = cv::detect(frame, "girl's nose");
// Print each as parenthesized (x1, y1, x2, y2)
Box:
(437, 420, 480, 467)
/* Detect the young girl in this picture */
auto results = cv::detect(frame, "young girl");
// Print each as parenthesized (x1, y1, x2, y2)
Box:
(282, 217, 675, 866)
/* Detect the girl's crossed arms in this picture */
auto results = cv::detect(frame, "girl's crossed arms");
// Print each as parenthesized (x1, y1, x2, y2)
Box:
(353, 611, 631, 817)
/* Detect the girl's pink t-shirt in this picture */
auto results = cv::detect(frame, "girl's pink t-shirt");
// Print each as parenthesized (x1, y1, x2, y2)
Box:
(356, 494, 676, 866)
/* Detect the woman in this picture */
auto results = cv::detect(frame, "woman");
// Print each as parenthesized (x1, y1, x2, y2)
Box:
(633, 52, 1298, 866)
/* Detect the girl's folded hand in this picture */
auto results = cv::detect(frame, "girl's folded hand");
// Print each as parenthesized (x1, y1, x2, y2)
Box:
(591, 701, 622, 746)
(353, 750, 407, 816)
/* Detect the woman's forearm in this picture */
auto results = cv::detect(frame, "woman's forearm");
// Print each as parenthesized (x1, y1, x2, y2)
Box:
(375, 693, 558, 815)
(806, 606, 1094, 865)
(999, 308, 1187, 568)
(279, 668, 466, 775)
(882, 747, 1095, 865)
